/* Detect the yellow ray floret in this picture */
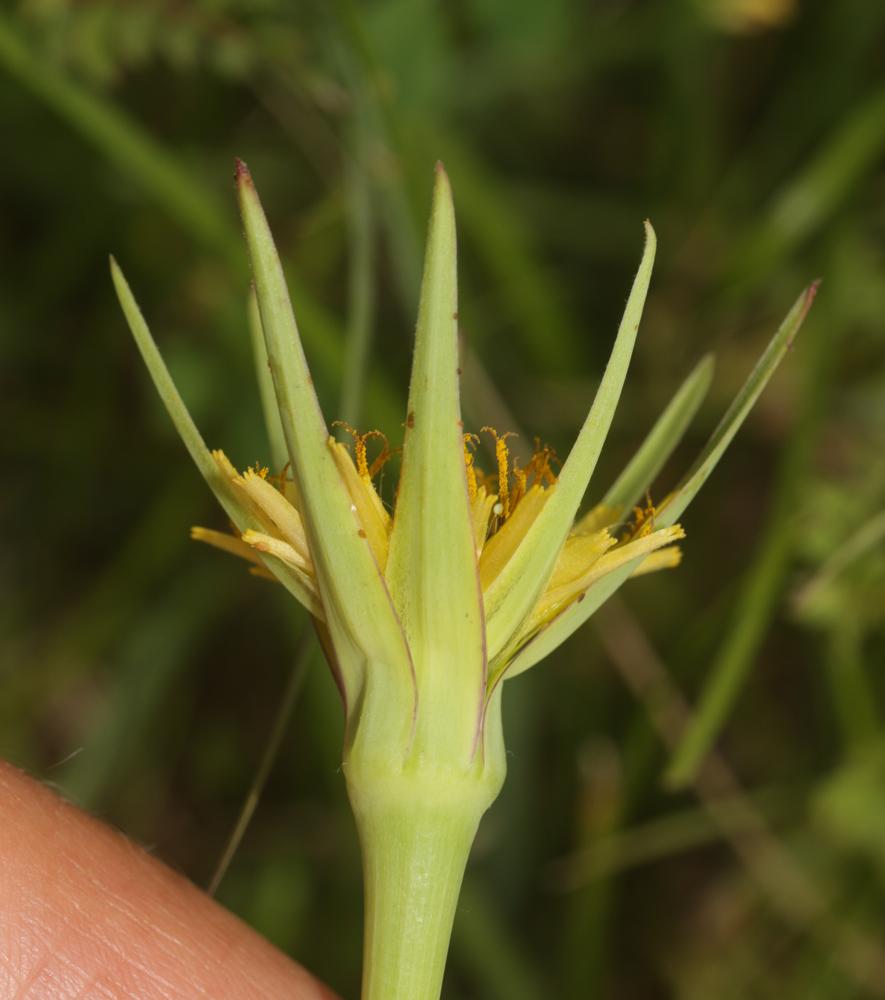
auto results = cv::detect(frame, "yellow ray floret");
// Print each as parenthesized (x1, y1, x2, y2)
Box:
(191, 525, 314, 590)
(470, 485, 498, 559)
(241, 529, 314, 576)
(546, 529, 617, 591)
(479, 485, 553, 590)
(195, 428, 679, 647)
(520, 524, 686, 639)
(234, 468, 313, 567)
(328, 439, 390, 569)
(572, 502, 622, 535)
(631, 545, 683, 577)
(191, 526, 265, 566)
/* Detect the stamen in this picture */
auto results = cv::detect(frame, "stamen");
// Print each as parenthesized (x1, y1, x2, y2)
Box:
(365, 432, 394, 479)
(332, 421, 367, 476)
(463, 433, 479, 501)
(482, 427, 517, 519)
(525, 438, 559, 487)
(623, 491, 657, 541)
(332, 421, 392, 480)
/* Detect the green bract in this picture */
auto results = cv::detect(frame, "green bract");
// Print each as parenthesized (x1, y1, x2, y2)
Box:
(112, 161, 816, 1000)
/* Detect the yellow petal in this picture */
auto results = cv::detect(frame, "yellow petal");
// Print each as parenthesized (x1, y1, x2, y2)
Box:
(191, 523, 322, 616)
(211, 448, 240, 481)
(546, 530, 617, 591)
(631, 545, 683, 577)
(523, 524, 686, 636)
(329, 440, 390, 570)
(241, 529, 321, 612)
(470, 485, 497, 559)
(479, 485, 552, 591)
(233, 469, 312, 566)
(242, 529, 313, 576)
(191, 526, 264, 566)
(571, 503, 622, 535)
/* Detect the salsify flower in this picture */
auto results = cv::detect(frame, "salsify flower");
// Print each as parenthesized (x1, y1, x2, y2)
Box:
(191, 415, 686, 686)
(111, 160, 816, 1000)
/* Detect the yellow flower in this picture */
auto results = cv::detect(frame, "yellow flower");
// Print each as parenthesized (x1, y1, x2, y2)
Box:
(111, 160, 815, 1000)
(193, 428, 685, 673)
(111, 155, 817, 774)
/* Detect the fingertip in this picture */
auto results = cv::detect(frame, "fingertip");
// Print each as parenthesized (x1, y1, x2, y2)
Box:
(0, 761, 337, 999)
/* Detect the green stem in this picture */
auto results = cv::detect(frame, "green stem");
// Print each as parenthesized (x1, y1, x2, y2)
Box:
(345, 693, 506, 1000)
(343, 658, 507, 999)
(357, 789, 481, 999)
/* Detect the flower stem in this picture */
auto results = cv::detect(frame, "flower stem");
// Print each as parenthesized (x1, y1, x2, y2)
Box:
(346, 760, 502, 1000)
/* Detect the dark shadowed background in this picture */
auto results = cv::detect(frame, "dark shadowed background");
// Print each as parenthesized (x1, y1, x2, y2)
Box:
(2, 1, 885, 997)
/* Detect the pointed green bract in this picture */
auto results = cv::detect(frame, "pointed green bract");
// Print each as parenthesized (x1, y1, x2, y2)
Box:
(110, 257, 322, 617)
(500, 282, 818, 682)
(601, 353, 714, 515)
(111, 257, 241, 516)
(248, 287, 289, 474)
(385, 165, 486, 764)
(655, 283, 819, 527)
(236, 161, 415, 737)
(483, 223, 657, 665)
(500, 563, 632, 681)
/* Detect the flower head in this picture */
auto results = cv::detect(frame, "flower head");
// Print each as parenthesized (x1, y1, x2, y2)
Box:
(111, 161, 816, 775)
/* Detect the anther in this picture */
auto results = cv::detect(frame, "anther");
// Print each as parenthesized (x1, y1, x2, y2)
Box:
(332, 421, 390, 480)
(463, 433, 480, 500)
(481, 427, 517, 519)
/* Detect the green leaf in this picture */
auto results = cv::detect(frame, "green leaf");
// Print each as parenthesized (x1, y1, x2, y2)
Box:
(483, 223, 657, 667)
(385, 165, 486, 765)
(236, 160, 415, 739)
(501, 282, 818, 682)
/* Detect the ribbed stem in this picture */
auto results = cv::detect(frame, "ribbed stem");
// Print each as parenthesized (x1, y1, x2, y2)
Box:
(346, 763, 501, 1000)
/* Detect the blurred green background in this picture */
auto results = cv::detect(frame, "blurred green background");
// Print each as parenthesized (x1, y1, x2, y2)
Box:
(2, 0, 885, 996)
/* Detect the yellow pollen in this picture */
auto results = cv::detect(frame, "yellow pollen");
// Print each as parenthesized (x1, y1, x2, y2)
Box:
(525, 438, 559, 486)
(623, 492, 657, 541)
(365, 432, 394, 479)
(249, 461, 269, 479)
(333, 421, 392, 480)
(482, 427, 517, 519)
(463, 433, 479, 500)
